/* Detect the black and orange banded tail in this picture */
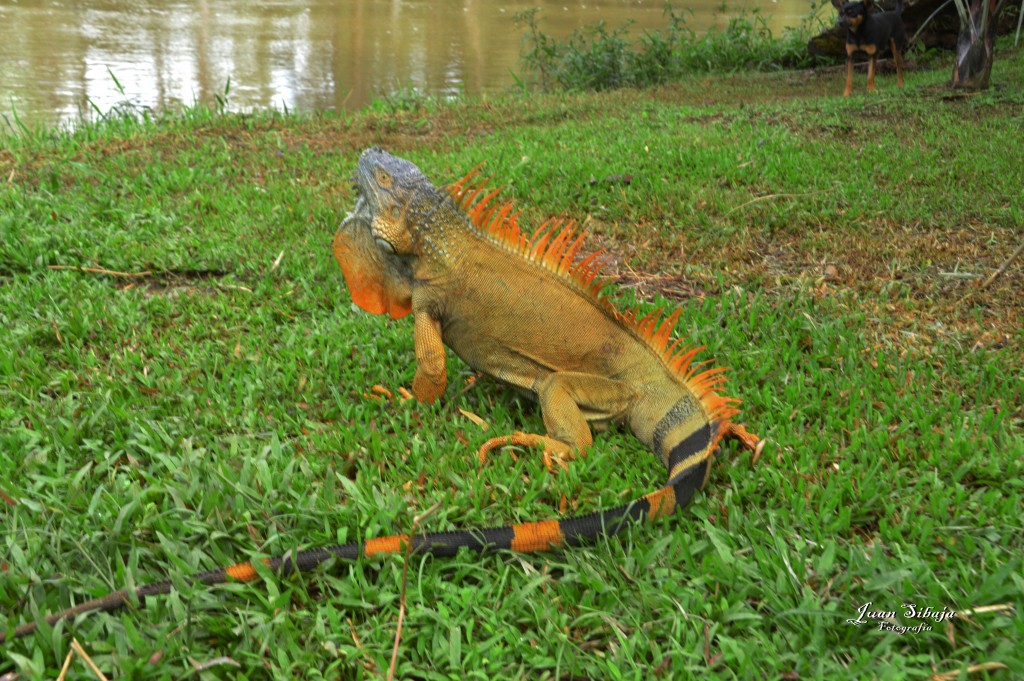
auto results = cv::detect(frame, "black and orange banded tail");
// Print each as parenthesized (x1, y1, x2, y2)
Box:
(0, 464, 714, 644)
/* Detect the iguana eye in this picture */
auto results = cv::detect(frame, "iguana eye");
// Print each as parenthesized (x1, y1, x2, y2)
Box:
(375, 237, 396, 254)
(375, 168, 392, 188)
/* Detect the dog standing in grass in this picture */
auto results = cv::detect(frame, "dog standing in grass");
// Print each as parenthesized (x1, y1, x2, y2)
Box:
(832, 0, 907, 96)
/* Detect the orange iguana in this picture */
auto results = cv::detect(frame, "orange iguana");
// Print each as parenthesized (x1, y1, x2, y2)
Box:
(335, 146, 761, 514)
(1, 148, 761, 644)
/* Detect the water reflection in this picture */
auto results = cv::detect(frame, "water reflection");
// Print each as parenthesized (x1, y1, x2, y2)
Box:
(0, 0, 809, 130)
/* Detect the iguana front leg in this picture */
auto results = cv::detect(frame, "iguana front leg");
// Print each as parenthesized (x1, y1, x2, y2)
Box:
(479, 372, 635, 471)
(412, 312, 447, 403)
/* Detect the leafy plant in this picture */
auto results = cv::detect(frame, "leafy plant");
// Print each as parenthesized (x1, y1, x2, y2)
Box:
(515, 3, 828, 92)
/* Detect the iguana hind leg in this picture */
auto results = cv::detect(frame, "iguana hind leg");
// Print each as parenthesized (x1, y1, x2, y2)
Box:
(720, 421, 765, 465)
(723, 422, 760, 451)
(478, 372, 635, 471)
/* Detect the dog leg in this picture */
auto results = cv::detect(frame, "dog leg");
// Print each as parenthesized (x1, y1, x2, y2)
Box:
(891, 39, 904, 88)
(844, 55, 854, 97)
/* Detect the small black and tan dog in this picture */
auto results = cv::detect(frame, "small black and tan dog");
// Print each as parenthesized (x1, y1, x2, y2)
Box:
(832, 0, 907, 96)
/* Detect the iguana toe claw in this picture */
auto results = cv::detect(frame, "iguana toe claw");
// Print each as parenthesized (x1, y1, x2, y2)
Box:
(721, 422, 765, 465)
(725, 423, 761, 450)
(478, 432, 576, 473)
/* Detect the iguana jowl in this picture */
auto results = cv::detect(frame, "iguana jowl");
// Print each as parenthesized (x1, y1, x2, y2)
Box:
(1, 149, 760, 644)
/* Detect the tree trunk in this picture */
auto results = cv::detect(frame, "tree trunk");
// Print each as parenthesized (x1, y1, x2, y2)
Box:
(950, 0, 1007, 89)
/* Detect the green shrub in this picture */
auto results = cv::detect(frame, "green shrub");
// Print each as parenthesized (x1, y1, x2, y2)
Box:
(515, 3, 827, 92)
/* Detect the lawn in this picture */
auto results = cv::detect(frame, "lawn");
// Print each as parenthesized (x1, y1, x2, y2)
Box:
(1, 42, 1022, 680)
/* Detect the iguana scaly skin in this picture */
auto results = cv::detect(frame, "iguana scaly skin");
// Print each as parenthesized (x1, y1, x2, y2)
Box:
(0, 149, 761, 644)
(337, 146, 760, 496)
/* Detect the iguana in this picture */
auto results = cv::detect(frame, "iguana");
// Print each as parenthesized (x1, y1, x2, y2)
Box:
(0, 149, 761, 644)
(336, 146, 760, 499)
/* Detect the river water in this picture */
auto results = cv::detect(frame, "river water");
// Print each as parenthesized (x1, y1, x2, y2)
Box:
(0, 0, 808, 131)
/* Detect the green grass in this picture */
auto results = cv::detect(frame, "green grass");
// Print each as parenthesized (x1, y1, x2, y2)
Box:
(2, 41, 1023, 680)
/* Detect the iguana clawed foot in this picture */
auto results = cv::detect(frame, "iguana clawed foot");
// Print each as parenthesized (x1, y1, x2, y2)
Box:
(722, 422, 766, 465)
(477, 432, 580, 473)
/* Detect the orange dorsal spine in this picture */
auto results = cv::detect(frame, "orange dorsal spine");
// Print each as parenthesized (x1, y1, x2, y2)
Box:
(446, 171, 611, 304)
(446, 169, 739, 416)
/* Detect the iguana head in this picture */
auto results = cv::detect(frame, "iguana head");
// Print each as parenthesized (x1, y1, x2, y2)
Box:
(333, 147, 435, 319)
(350, 147, 450, 258)
(333, 209, 413, 319)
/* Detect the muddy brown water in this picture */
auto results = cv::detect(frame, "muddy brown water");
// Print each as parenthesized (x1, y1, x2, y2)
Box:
(0, 0, 809, 130)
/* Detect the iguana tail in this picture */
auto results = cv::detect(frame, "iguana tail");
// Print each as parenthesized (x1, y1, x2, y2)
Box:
(1, 460, 724, 643)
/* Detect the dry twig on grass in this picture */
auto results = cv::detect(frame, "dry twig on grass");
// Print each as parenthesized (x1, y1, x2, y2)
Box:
(48, 265, 152, 278)
(388, 501, 443, 681)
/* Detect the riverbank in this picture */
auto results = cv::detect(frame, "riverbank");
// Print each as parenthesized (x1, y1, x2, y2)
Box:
(2, 47, 1022, 678)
